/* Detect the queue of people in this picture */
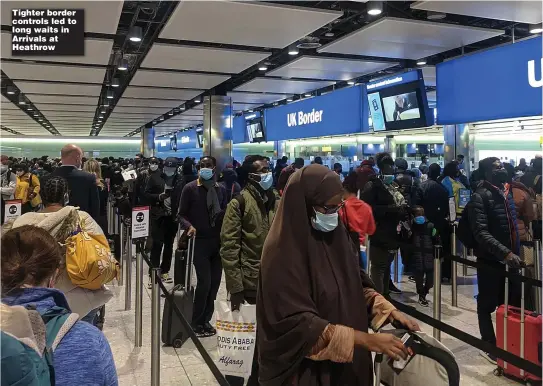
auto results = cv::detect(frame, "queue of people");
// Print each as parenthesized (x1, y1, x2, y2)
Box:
(1, 145, 541, 385)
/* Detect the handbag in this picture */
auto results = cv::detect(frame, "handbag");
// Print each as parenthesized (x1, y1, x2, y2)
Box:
(65, 213, 119, 290)
(521, 229, 535, 266)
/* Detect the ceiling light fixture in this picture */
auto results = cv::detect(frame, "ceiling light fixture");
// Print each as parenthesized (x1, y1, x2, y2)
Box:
(304, 93, 312, 97)
(426, 10, 446, 20)
(18, 94, 26, 105)
(288, 45, 299, 55)
(169, 111, 174, 116)
(100, 108, 107, 114)
(416, 59, 427, 65)
(111, 77, 120, 87)
(118, 58, 128, 71)
(324, 32, 334, 37)
(287, 98, 293, 102)
(367, 1, 383, 16)
(347, 81, 355, 85)
(6, 86, 16, 95)
(160, 116, 164, 121)
(194, 98, 201, 103)
(128, 26, 142, 42)
(106, 89, 114, 99)
(258, 66, 268, 71)
(99, 115, 104, 119)
(529, 24, 543, 34)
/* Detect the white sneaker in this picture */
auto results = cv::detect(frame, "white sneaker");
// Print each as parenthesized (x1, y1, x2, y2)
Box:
(161, 273, 173, 284)
(479, 350, 497, 365)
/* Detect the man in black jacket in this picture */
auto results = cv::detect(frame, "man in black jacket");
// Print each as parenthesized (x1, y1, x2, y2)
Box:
(53, 144, 100, 221)
(468, 157, 523, 364)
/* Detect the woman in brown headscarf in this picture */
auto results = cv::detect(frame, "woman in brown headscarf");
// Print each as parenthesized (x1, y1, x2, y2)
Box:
(257, 164, 419, 386)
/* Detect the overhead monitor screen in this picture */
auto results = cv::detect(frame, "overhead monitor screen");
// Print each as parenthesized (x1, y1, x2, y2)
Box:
(169, 134, 177, 151)
(367, 92, 386, 131)
(382, 91, 421, 122)
(197, 132, 203, 148)
(247, 119, 265, 143)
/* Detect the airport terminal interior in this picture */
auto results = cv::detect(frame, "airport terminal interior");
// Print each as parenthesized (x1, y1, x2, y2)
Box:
(0, 1, 542, 385)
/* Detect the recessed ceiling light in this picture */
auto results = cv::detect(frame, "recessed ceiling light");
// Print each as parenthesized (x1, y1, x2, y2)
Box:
(416, 60, 427, 66)
(247, 109, 253, 113)
(118, 58, 128, 71)
(18, 94, 26, 105)
(99, 115, 104, 119)
(33, 113, 38, 116)
(347, 81, 355, 85)
(111, 77, 120, 87)
(367, 1, 383, 15)
(287, 98, 293, 102)
(169, 111, 174, 115)
(324, 32, 334, 37)
(258, 66, 268, 71)
(529, 24, 543, 34)
(288, 45, 299, 55)
(128, 26, 142, 42)
(160, 116, 164, 121)
(6, 86, 16, 95)
(194, 98, 201, 103)
(304, 93, 311, 97)
(106, 90, 114, 99)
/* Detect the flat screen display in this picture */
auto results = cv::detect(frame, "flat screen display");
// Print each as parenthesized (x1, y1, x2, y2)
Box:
(247, 118, 265, 143)
(169, 134, 177, 151)
(367, 92, 386, 131)
(197, 132, 203, 148)
(382, 91, 421, 122)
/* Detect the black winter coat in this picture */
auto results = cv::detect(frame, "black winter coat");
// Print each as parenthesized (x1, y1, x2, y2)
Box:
(394, 171, 417, 206)
(361, 175, 404, 250)
(468, 181, 514, 262)
(412, 222, 437, 271)
(416, 178, 449, 230)
(144, 169, 166, 218)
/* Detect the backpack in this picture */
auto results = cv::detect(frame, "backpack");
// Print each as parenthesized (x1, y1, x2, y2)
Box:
(457, 199, 477, 249)
(1, 303, 78, 386)
(65, 212, 119, 290)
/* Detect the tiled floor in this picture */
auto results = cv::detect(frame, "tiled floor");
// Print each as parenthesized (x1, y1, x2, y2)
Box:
(103, 254, 522, 385)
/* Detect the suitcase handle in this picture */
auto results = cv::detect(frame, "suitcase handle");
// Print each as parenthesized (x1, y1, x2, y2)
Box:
(184, 236, 195, 290)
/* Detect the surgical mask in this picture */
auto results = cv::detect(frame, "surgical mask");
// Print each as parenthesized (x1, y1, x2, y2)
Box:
(257, 172, 273, 191)
(311, 210, 338, 233)
(199, 168, 214, 181)
(492, 169, 508, 185)
(382, 175, 394, 185)
(414, 216, 425, 225)
(64, 193, 69, 206)
(164, 167, 176, 177)
(149, 164, 159, 172)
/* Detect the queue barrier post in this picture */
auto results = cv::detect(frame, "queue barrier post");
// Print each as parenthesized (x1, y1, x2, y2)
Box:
(107, 197, 113, 235)
(462, 245, 468, 277)
(113, 207, 119, 236)
(451, 224, 458, 307)
(135, 241, 144, 347)
(118, 218, 124, 286)
(151, 268, 161, 386)
(124, 229, 132, 311)
(534, 239, 542, 314)
(393, 249, 399, 284)
(365, 237, 371, 273)
(433, 245, 442, 341)
(503, 265, 509, 370)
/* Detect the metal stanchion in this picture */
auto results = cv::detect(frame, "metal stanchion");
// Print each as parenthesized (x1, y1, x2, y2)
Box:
(520, 266, 525, 378)
(365, 237, 371, 273)
(503, 265, 509, 370)
(118, 218, 124, 286)
(124, 230, 132, 311)
(451, 224, 458, 307)
(534, 239, 542, 314)
(151, 268, 161, 386)
(433, 245, 442, 341)
(462, 245, 468, 276)
(107, 198, 113, 235)
(135, 242, 144, 347)
(113, 208, 119, 235)
(393, 249, 399, 283)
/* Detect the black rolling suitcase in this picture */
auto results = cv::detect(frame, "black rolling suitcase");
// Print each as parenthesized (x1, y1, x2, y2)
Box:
(161, 236, 195, 348)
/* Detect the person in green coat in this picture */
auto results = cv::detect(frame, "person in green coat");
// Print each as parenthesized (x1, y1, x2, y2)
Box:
(220, 154, 278, 386)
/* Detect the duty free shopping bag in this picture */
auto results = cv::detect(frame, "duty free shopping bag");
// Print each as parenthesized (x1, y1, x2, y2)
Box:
(214, 301, 257, 379)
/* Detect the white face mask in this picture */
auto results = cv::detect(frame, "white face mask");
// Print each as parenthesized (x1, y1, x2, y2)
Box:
(311, 210, 339, 232)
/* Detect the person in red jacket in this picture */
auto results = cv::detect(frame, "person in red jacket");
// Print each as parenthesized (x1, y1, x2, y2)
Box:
(340, 171, 376, 270)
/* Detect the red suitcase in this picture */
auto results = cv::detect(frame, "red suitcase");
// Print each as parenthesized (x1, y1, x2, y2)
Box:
(496, 266, 542, 383)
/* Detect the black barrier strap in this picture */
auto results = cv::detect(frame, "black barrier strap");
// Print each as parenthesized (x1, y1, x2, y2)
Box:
(444, 254, 542, 288)
(137, 243, 231, 386)
(389, 299, 543, 376)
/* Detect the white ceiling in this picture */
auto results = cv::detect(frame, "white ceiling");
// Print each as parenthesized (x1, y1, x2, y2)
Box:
(1, 62, 107, 83)
(130, 70, 230, 89)
(122, 86, 202, 101)
(235, 78, 335, 94)
(116, 98, 182, 109)
(1, 1, 123, 34)
(0, 102, 51, 135)
(267, 56, 398, 81)
(411, 1, 542, 24)
(13, 81, 102, 96)
(159, 1, 341, 48)
(142, 44, 271, 74)
(2, 33, 113, 65)
(319, 17, 504, 59)
(227, 91, 288, 104)
(29, 95, 98, 105)
(422, 66, 437, 87)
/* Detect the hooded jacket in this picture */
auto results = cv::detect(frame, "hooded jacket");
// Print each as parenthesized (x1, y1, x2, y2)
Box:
(2, 288, 118, 386)
(355, 160, 376, 193)
(510, 180, 535, 242)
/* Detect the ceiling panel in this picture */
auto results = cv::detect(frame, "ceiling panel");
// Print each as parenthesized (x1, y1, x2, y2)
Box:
(2, 62, 107, 83)
(235, 78, 334, 94)
(13, 81, 102, 96)
(318, 17, 504, 59)
(411, 1, 542, 24)
(113, 106, 172, 114)
(116, 98, 182, 109)
(1, 1, 123, 33)
(142, 44, 270, 73)
(233, 103, 262, 112)
(131, 70, 230, 89)
(422, 66, 436, 87)
(122, 86, 202, 100)
(160, 1, 340, 48)
(29, 95, 98, 105)
(228, 91, 292, 104)
(45, 111, 96, 118)
(36, 104, 97, 112)
(2, 33, 113, 65)
(267, 56, 398, 81)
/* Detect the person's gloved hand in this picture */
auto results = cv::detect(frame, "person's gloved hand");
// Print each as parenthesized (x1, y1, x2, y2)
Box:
(505, 253, 524, 269)
(230, 292, 245, 312)
(159, 193, 166, 201)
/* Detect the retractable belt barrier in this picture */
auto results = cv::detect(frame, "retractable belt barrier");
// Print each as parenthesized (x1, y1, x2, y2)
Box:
(137, 242, 230, 386)
(388, 298, 543, 377)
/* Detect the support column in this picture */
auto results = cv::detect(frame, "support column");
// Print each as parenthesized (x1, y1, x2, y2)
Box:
(274, 140, 286, 158)
(141, 127, 155, 158)
(384, 135, 397, 159)
(203, 95, 233, 171)
(443, 124, 471, 177)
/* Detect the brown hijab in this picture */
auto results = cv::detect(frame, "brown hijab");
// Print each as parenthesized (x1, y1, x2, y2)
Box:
(257, 164, 372, 386)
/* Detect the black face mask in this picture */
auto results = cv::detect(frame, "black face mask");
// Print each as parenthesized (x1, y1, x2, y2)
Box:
(491, 169, 509, 185)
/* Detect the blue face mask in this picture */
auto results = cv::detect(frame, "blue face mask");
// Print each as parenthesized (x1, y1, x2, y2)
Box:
(414, 216, 426, 225)
(311, 210, 338, 232)
(382, 175, 395, 185)
(258, 172, 273, 191)
(199, 167, 214, 181)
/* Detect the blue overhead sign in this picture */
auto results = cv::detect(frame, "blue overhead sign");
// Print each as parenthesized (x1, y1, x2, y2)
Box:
(437, 36, 543, 124)
(265, 85, 367, 141)
(366, 70, 420, 92)
(156, 129, 198, 152)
